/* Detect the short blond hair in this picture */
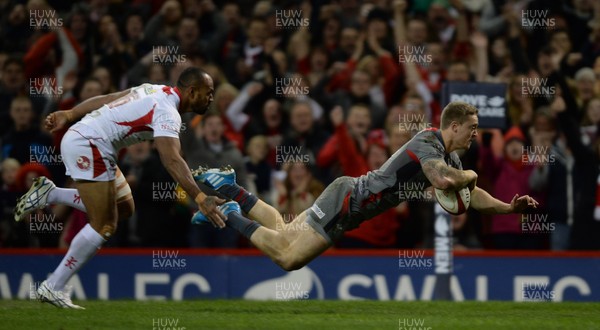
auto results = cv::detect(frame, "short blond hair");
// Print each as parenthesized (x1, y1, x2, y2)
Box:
(440, 101, 478, 129)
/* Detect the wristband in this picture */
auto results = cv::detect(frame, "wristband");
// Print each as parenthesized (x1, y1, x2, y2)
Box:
(195, 192, 206, 204)
(66, 111, 74, 123)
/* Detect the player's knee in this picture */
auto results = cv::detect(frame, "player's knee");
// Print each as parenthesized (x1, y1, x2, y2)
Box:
(276, 254, 304, 272)
(97, 222, 117, 240)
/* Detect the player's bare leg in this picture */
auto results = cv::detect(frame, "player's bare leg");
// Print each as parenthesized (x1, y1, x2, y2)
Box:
(193, 166, 291, 230)
(15, 167, 134, 221)
(244, 199, 287, 229)
(247, 211, 330, 271)
(40, 180, 117, 309)
(194, 167, 358, 270)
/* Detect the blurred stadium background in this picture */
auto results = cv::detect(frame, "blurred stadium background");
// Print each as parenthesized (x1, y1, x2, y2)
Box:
(1, 0, 600, 327)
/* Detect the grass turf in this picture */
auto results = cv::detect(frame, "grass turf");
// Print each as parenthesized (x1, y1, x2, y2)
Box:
(1, 300, 599, 330)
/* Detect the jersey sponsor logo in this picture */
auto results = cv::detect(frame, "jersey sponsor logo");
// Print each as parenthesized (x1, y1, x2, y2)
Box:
(143, 84, 157, 95)
(76, 156, 91, 170)
(311, 205, 325, 219)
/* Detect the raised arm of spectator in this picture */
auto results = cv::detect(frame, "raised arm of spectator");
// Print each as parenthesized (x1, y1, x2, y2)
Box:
(479, 1, 508, 37)
(330, 106, 369, 177)
(547, 64, 580, 120)
(288, 2, 312, 70)
(367, 22, 400, 107)
(393, 0, 408, 45)
(470, 31, 489, 82)
(327, 34, 363, 92)
(226, 82, 262, 132)
(450, 0, 470, 60)
(506, 12, 530, 74)
(551, 97, 593, 161)
(393, 0, 424, 91)
(55, 29, 82, 90)
(478, 131, 503, 179)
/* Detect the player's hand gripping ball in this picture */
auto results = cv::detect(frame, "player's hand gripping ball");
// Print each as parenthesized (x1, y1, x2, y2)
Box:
(434, 187, 471, 215)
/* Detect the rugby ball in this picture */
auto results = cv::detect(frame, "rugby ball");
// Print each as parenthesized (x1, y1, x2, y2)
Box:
(434, 187, 471, 215)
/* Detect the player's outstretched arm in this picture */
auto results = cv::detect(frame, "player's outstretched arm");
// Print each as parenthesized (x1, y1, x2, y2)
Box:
(470, 186, 539, 214)
(154, 136, 227, 228)
(45, 89, 130, 133)
(422, 159, 478, 191)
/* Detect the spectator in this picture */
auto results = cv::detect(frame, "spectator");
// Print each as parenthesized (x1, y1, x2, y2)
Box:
(338, 130, 408, 249)
(126, 142, 190, 247)
(2, 96, 53, 166)
(551, 96, 600, 249)
(0, 158, 21, 247)
(282, 101, 329, 165)
(528, 109, 570, 250)
(574, 67, 598, 110)
(481, 126, 541, 249)
(581, 97, 600, 145)
(224, 16, 269, 88)
(273, 162, 324, 218)
(185, 112, 248, 248)
(244, 135, 273, 203)
(244, 99, 286, 167)
(92, 66, 117, 94)
(318, 105, 372, 180)
(0, 58, 26, 132)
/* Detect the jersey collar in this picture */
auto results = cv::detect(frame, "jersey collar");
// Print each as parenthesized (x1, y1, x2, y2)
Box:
(433, 129, 448, 154)
(173, 86, 182, 111)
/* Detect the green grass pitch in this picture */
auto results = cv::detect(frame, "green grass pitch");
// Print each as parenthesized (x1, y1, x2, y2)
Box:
(2, 300, 600, 329)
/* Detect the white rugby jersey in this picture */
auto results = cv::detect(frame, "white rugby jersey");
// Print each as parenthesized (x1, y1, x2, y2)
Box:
(77, 83, 182, 150)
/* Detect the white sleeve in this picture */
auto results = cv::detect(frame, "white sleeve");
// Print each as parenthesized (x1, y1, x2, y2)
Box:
(152, 108, 181, 139)
(226, 87, 251, 132)
(415, 81, 434, 122)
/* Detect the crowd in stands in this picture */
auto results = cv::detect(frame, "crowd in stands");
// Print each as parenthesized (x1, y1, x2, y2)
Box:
(1, 0, 599, 250)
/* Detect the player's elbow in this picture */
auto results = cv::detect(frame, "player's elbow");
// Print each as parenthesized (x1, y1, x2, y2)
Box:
(159, 154, 181, 172)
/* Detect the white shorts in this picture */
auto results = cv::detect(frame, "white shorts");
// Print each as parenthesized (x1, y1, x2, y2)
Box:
(61, 124, 117, 182)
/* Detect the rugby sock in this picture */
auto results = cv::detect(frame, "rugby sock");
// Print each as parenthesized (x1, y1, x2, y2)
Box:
(218, 184, 258, 213)
(226, 212, 261, 239)
(48, 188, 87, 212)
(47, 224, 105, 291)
